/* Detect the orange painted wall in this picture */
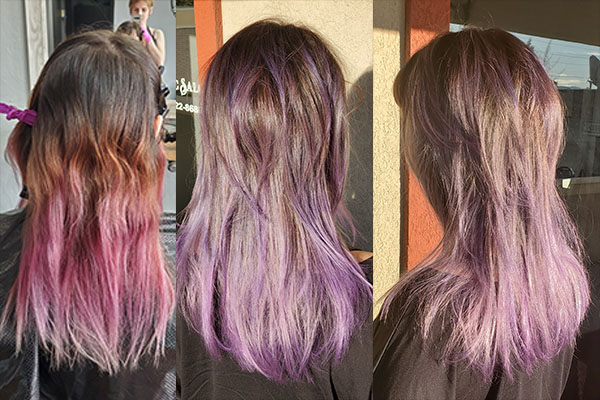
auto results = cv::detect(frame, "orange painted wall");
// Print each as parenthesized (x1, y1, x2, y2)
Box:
(194, 0, 222, 80)
(402, 0, 449, 270)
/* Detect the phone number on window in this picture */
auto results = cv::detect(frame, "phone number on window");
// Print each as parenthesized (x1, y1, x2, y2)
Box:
(176, 101, 199, 114)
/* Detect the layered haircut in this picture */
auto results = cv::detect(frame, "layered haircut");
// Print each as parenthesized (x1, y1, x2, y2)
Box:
(382, 28, 590, 380)
(3, 31, 174, 374)
(177, 20, 372, 381)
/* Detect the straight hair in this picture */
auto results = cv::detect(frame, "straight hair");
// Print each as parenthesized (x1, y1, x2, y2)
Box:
(3, 30, 174, 374)
(383, 28, 590, 381)
(177, 20, 372, 381)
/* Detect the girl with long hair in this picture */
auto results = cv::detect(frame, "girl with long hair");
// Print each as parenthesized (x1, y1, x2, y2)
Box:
(373, 28, 591, 399)
(129, 0, 165, 67)
(0, 30, 174, 399)
(177, 20, 373, 399)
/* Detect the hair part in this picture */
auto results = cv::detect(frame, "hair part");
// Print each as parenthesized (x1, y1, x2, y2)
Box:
(383, 28, 590, 381)
(177, 20, 372, 381)
(3, 30, 174, 374)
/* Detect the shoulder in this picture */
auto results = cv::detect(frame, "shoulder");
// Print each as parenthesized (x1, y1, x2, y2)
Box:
(373, 268, 460, 352)
(373, 269, 575, 399)
(0, 210, 25, 331)
(151, 28, 165, 39)
(494, 344, 574, 399)
(328, 253, 373, 399)
(355, 251, 373, 284)
(0, 208, 25, 246)
(0, 208, 25, 291)
(373, 280, 420, 372)
(330, 306, 373, 399)
(373, 269, 491, 399)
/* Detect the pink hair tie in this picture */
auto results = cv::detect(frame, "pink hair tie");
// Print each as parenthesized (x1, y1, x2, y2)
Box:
(0, 102, 36, 126)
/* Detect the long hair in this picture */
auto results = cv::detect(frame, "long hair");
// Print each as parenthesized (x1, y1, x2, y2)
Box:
(177, 20, 372, 381)
(3, 31, 174, 374)
(382, 28, 590, 381)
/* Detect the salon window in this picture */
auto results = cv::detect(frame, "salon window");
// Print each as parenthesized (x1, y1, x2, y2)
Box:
(175, 4, 200, 223)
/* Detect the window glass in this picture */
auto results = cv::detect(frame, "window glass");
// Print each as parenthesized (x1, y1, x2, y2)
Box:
(175, 7, 200, 221)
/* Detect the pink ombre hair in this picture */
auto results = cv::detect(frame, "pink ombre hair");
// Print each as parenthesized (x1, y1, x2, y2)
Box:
(2, 31, 174, 374)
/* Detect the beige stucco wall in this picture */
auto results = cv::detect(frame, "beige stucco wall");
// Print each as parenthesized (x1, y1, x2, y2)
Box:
(221, 1, 372, 85)
(373, 0, 404, 317)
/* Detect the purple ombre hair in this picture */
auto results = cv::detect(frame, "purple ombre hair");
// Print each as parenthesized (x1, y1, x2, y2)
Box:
(3, 31, 174, 374)
(382, 28, 590, 380)
(177, 20, 372, 381)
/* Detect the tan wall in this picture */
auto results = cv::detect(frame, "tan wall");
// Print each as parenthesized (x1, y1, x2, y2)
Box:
(221, 1, 372, 85)
(373, 0, 404, 317)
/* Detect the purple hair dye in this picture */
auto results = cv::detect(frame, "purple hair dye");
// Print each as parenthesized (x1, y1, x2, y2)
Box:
(177, 20, 372, 381)
(382, 28, 590, 381)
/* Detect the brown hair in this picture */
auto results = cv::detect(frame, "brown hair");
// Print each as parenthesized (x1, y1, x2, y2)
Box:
(116, 21, 142, 39)
(3, 30, 173, 374)
(129, 0, 153, 9)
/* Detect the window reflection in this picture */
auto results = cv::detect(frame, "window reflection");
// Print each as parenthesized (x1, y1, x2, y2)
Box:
(175, 7, 200, 222)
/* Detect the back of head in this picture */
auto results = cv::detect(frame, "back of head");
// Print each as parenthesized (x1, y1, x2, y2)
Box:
(4, 30, 174, 374)
(385, 28, 590, 380)
(117, 21, 142, 39)
(178, 20, 371, 381)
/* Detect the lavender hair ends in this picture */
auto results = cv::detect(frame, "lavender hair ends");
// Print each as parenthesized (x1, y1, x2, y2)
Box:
(382, 28, 590, 382)
(177, 20, 372, 382)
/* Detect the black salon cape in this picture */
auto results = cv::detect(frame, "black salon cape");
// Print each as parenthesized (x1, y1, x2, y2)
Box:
(176, 257, 373, 400)
(0, 208, 176, 400)
(373, 277, 574, 400)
